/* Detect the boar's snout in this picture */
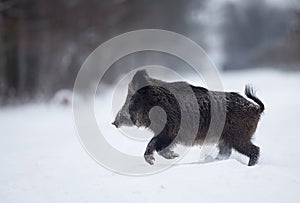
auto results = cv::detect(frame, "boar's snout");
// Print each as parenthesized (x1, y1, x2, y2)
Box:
(112, 120, 119, 128)
(112, 110, 133, 128)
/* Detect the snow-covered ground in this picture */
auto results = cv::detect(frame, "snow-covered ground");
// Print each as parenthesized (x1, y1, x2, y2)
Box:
(1, 69, 300, 203)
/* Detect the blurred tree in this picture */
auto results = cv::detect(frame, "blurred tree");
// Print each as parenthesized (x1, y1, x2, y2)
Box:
(0, 0, 20, 103)
(221, 0, 295, 70)
(250, 10, 300, 70)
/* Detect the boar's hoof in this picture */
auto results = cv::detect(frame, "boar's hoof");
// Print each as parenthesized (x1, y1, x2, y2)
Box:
(144, 154, 155, 165)
(158, 150, 179, 159)
(248, 156, 259, 166)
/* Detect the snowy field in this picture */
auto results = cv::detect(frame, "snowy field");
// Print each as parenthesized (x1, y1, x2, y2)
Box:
(1, 69, 300, 203)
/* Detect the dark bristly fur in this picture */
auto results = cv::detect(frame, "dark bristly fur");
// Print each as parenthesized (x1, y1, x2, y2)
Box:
(113, 70, 265, 166)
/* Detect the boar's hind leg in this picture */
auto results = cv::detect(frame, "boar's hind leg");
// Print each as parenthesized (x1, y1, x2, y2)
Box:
(233, 141, 260, 166)
(144, 135, 176, 165)
(216, 139, 232, 160)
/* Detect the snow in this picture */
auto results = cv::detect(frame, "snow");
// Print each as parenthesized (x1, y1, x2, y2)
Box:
(1, 69, 300, 203)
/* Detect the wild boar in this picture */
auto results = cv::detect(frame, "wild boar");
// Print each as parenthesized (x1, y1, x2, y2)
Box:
(112, 70, 264, 166)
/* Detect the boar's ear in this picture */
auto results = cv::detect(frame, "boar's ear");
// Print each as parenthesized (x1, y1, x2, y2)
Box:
(130, 70, 151, 91)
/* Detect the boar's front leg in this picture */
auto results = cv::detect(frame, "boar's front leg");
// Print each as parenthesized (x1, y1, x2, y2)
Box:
(144, 137, 157, 165)
(144, 134, 177, 165)
(158, 148, 179, 159)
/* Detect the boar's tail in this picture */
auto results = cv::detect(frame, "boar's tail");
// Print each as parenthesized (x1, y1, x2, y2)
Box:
(245, 85, 265, 113)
